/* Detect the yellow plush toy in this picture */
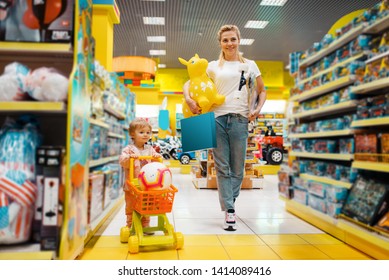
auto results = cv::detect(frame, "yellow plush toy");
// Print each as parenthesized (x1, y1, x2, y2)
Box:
(179, 54, 225, 118)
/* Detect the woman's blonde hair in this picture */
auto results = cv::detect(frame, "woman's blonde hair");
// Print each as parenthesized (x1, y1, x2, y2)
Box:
(129, 118, 152, 138)
(217, 24, 245, 66)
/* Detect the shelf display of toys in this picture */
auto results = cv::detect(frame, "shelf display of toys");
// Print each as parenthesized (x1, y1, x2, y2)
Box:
(356, 93, 389, 120)
(342, 174, 389, 226)
(354, 133, 389, 163)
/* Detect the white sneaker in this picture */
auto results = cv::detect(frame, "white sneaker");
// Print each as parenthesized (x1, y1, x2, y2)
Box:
(224, 210, 237, 231)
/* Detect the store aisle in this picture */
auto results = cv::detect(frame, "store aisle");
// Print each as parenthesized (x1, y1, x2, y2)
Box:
(77, 172, 373, 260)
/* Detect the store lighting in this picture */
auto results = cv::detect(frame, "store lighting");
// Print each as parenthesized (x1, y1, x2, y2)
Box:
(143, 17, 165, 25)
(260, 0, 288, 6)
(244, 20, 269, 29)
(240, 39, 255, 45)
(149, 50, 166, 55)
(158, 64, 166, 68)
(147, 36, 166, 42)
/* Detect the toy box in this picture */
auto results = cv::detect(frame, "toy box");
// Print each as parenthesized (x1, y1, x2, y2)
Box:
(308, 194, 327, 213)
(381, 133, 389, 163)
(292, 187, 308, 205)
(40, 146, 66, 251)
(307, 181, 328, 198)
(88, 172, 105, 223)
(278, 182, 293, 199)
(342, 175, 389, 225)
(355, 134, 378, 161)
(326, 201, 344, 218)
(326, 185, 349, 203)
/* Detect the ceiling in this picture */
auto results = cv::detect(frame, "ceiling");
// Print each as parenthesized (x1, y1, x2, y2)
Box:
(113, 0, 380, 70)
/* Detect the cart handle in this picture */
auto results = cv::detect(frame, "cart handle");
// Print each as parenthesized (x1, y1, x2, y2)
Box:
(129, 155, 163, 183)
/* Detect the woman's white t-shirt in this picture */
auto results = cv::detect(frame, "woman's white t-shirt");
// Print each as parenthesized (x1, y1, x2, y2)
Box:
(207, 59, 261, 118)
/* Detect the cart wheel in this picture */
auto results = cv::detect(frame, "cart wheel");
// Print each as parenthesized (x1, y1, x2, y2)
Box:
(128, 235, 139, 253)
(174, 232, 184, 249)
(120, 226, 130, 243)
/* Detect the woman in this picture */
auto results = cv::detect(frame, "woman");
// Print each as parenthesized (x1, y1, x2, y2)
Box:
(183, 24, 267, 231)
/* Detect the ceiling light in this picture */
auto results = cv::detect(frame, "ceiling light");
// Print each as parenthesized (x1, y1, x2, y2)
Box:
(149, 50, 166, 56)
(158, 64, 166, 68)
(260, 0, 288, 6)
(143, 17, 165, 25)
(240, 39, 255, 45)
(147, 36, 166, 42)
(244, 20, 269, 29)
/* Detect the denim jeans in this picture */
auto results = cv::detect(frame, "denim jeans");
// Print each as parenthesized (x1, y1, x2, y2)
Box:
(213, 113, 248, 211)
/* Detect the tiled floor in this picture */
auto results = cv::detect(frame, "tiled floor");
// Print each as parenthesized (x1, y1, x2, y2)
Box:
(77, 171, 373, 260)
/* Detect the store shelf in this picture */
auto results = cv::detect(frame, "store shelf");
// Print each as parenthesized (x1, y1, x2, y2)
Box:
(289, 129, 355, 139)
(300, 173, 353, 189)
(297, 52, 366, 86)
(291, 75, 355, 102)
(103, 104, 126, 120)
(289, 151, 354, 161)
(351, 116, 389, 128)
(108, 132, 125, 139)
(364, 13, 389, 34)
(352, 160, 389, 173)
(365, 50, 389, 64)
(285, 199, 345, 240)
(350, 76, 389, 94)
(337, 217, 389, 260)
(89, 118, 110, 129)
(292, 100, 358, 119)
(298, 24, 364, 68)
(0, 101, 67, 112)
(85, 196, 124, 244)
(0, 42, 73, 56)
(89, 155, 120, 168)
(285, 199, 389, 259)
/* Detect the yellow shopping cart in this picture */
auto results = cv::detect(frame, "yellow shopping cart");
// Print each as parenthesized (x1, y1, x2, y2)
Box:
(120, 156, 184, 253)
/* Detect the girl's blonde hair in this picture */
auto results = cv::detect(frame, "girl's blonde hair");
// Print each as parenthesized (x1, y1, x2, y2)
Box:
(217, 24, 246, 66)
(129, 118, 152, 138)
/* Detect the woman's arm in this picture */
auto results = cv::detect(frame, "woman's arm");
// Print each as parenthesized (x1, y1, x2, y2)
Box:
(248, 75, 267, 121)
(183, 80, 201, 114)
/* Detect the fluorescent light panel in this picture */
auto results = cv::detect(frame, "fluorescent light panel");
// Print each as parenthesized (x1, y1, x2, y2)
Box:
(158, 64, 166, 68)
(260, 0, 288, 6)
(143, 17, 165, 25)
(245, 20, 269, 29)
(240, 39, 255, 45)
(147, 36, 166, 42)
(149, 50, 166, 55)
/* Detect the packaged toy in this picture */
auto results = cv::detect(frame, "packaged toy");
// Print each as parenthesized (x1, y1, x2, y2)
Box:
(25, 67, 69, 101)
(0, 62, 30, 101)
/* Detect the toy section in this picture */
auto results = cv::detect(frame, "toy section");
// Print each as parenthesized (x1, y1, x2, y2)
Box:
(0, 0, 133, 259)
(1, 0, 389, 261)
(282, 1, 389, 259)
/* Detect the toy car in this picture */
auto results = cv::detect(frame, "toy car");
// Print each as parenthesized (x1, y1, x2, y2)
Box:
(176, 148, 196, 164)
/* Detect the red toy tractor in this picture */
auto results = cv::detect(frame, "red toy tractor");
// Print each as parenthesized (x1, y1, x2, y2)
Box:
(258, 135, 284, 165)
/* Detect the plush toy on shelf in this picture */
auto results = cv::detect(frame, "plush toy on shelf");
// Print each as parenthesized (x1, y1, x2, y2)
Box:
(25, 67, 69, 102)
(0, 62, 30, 101)
(178, 54, 225, 118)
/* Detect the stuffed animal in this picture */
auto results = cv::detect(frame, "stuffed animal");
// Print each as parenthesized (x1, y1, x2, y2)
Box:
(0, 62, 30, 101)
(25, 67, 69, 101)
(178, 54, 225, 118)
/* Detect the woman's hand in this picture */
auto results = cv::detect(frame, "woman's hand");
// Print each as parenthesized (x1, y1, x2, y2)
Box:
(186, 97, 202, 115)
(248, 108, 260, 122)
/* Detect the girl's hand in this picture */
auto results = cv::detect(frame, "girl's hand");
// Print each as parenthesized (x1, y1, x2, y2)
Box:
(130, 154, 139, 159)
(152, 153, 162, 158)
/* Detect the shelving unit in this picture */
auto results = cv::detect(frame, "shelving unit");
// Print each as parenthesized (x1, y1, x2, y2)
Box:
(0, 0, 131, 260)
(287, 6, 389, 259)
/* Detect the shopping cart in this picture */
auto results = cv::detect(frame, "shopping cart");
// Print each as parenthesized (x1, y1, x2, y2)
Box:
(120, 156, 184, 253)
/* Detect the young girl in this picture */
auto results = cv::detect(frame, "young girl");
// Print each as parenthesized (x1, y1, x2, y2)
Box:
(119, 118, 161, 230)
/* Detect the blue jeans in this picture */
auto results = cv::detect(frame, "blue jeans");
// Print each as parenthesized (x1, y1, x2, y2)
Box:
(213, 113, 248, 211)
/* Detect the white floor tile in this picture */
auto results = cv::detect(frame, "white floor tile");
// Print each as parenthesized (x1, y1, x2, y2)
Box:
(242, 218, 324, 234)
